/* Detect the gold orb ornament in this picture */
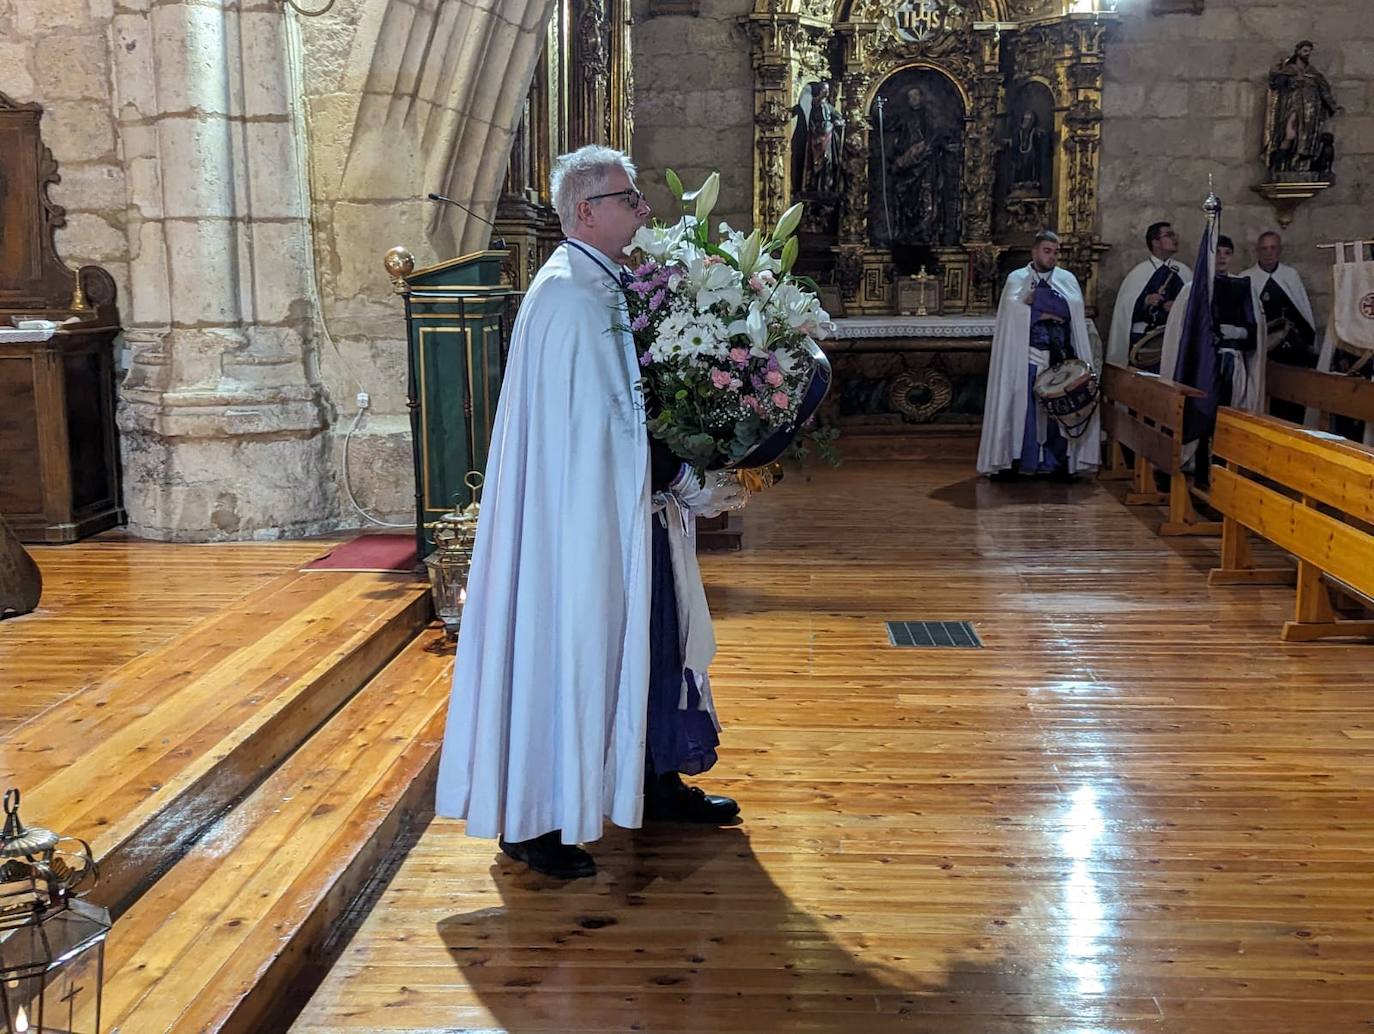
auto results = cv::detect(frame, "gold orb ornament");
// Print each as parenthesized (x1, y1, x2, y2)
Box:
(383, 246, 415, 293)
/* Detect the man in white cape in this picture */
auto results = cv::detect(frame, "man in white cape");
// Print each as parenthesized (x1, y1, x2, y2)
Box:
(1243, 231, 1317, 421)
(434, 146, 744, 880)
(978, 230, 1100, 480)
(1160, 234, 1268, 420)
(1107, 221, 1192, 370)
(1244, 230, 1316, 357)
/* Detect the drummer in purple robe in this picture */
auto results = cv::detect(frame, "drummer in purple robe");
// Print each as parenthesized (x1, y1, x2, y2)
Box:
(977, 230, 1101, 482)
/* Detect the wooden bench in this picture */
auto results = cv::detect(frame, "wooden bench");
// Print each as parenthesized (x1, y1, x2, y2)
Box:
(1265, 358, 1374, 435)
(1099, 362, 1219, 536)
(1207, 408, 1374, 642)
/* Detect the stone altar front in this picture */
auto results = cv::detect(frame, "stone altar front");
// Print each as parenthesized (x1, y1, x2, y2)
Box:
(825, 315, 995, 432)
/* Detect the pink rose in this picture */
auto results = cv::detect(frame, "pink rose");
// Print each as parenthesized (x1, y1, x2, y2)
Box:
(742, 395, 761, 412)
(729, 347, 749, 366)
(710, 369, 732, 389)
(765, 369, 783, 387)
(771, 390, 790, 409)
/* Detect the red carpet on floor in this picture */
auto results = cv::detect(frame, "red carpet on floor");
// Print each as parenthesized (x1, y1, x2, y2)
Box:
(303, 533, 418, 573)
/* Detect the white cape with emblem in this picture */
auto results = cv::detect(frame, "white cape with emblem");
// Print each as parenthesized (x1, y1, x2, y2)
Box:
(1242, 262, 1316, 333)
(977, 265, 1101, 476)
(1107, 257, 1193, 367)
(435, 244, 653, 845)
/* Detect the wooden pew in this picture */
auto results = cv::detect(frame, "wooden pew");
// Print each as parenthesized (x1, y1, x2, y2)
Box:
(1265, 359, 1374, 434)
(1207, 408, 1374, 642)
(1099, 362, 1219, 536)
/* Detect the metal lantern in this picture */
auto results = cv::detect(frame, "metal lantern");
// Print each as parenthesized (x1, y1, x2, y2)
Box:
(424, 471, 483, 638)
(0, 789, 108, 1034)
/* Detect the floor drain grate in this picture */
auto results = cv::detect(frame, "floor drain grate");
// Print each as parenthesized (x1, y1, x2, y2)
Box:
(886, 621, 983, 648)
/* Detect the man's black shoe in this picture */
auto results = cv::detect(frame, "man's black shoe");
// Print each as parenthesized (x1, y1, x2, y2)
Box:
(499, 831, 596, 879)
(644, 772, 741, 824)
(988, 468, 1020, 483)
(1046, 469, 1079, 484)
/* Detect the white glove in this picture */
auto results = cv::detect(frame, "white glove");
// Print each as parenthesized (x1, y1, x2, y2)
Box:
(1218, 323, 1249, 341)
(669, 465, 747, 518)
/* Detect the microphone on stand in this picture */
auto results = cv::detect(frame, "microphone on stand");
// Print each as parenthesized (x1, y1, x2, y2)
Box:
(427, 192, 506, 250)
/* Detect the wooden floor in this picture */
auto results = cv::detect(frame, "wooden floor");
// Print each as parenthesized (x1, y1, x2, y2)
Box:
(0, 535, 330, 732)
(291, 450, 1374, 1034)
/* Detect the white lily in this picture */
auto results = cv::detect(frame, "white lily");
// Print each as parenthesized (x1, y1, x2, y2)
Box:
(686, 251, 743, 311)
(692, 172, 720, 225)
(727, 301, 771, 356)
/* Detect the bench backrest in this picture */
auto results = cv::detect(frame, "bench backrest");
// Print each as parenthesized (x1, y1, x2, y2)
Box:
(1265, 361, 1374, 427)
(1100, 362, 1205, 474)
(1210, 408, 1374, 599)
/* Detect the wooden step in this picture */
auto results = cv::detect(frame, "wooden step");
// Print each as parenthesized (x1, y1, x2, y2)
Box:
(0, 568, 430, 916)
(100, 627, 453, 1034)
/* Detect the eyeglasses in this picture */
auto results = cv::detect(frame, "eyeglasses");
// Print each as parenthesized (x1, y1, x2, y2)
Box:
(585, 188, 646, 209)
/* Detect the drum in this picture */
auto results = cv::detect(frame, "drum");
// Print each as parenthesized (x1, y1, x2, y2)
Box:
(1033, 357, 1099, 438)
(1128, 326, 1166, 370)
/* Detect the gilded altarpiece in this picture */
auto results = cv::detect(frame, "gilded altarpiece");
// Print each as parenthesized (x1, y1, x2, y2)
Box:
(494, 0, 635, 290)
(745, 0, 1116, 318)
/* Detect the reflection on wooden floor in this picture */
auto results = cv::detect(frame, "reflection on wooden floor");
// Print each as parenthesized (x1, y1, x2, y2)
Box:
(0, 536, 329, 732)
(292, 451, 1374, 1034)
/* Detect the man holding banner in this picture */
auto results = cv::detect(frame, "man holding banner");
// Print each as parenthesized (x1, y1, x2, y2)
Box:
(1160, 202, 1267, 484)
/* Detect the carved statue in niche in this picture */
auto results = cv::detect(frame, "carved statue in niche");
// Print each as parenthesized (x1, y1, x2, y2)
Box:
(869, 70, 964, 248)
(1007, 110, 1051, 195)
(1263, 40, 1341, 181)
(791, 81, 846, 198)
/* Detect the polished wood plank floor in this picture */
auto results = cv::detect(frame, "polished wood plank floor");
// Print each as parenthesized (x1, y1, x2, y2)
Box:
(0, 535, 332, 733)
(291, 451, 1372, 1033)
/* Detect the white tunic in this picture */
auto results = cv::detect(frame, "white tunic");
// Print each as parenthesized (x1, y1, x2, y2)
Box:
(1107, 257, 1194, 367)
(434, 242, 654, 845)
(977, 265, 1101, 476)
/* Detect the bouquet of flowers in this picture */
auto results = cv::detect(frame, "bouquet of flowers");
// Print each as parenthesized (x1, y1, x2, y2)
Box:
(622, 170, 837, 481)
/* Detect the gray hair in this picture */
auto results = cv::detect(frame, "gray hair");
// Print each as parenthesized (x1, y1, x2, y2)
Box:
(550, 145, 637, 235)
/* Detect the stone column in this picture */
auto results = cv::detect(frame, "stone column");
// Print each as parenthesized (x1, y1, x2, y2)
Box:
(112, 0, 328, 540)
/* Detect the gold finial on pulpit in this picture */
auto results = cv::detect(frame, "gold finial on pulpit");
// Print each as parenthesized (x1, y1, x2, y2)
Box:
(383, 246, 415, 295)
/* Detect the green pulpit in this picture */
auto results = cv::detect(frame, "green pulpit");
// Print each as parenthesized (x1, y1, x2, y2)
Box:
(385, 247, 519, 555)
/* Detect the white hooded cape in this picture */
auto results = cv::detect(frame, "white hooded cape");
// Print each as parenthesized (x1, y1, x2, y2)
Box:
(1107, 257, 1193, 367)
(434, 243, 653, 845)
(977, 265, 1101, 476)
(1160, 274, 1269, 421)
(1242, 261, 1315, 332)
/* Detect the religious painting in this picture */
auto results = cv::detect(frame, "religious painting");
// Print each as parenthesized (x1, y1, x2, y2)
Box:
(867, 68, 965, 249)
(994, 81, 1056, 238)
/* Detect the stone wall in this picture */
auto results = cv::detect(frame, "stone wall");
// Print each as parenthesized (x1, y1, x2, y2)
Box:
(631, 0, 756, 234)
(0, 0, 131, 329)
(1098, 0, 1373, 330)
(0, 0, 548, 539)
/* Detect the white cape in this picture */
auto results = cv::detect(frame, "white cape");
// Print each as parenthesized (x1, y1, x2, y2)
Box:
(434, 243, 653, 845)
(977, 265, 1101, 476)
(1242, 262, 1316, 332)
(1160, 275, 1268, 419)
(1107, 257, 1193, 367)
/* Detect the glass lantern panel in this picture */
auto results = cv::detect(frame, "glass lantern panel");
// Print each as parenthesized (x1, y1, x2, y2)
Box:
(0, 902, 107, 1034)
